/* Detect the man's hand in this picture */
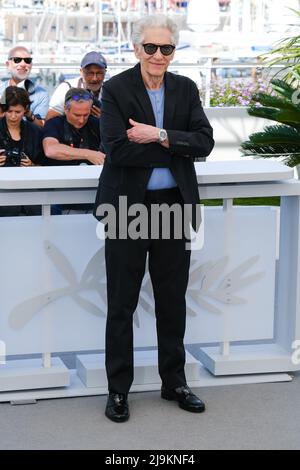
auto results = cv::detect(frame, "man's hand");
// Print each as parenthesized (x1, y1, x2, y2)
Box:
(90, 105, 101, 119)
(87, 150, 105, 165)
(127, 118, 159, 144)
(0, 154, 6, 166)
(20, 154, 33, 167)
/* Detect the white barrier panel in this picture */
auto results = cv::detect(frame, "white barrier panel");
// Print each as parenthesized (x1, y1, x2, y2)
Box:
(0, 206, 277, 355)
(0, 161, 299, 399)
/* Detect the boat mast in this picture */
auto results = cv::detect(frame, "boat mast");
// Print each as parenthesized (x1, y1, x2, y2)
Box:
(117, 0, 121, 60)
(97, 0, 103, 44)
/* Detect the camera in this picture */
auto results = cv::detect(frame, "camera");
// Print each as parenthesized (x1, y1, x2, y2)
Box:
(92, 96, 101, 109)
(4, 148, 24, 167)
(87, 90, 101, 110)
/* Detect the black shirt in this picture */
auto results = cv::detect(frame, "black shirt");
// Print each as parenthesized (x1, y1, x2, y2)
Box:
(0, 117, 44, 166)
(43, 115, 101, 166)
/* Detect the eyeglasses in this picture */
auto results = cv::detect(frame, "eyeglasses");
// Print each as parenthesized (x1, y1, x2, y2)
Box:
(83, 71, 106, 78)
(65, 91, 93, 103)
(9, 57, 33, 64)
(142, 43, 175, 56)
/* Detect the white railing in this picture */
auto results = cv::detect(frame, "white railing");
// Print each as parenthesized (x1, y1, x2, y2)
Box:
(0, 62, 284, 107)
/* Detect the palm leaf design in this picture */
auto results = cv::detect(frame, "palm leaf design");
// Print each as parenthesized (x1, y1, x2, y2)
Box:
(9, 237, 265, 328)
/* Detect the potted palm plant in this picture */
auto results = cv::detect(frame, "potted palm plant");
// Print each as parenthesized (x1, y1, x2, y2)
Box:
(241, 10, 300, 175)
(240, 72, 300, 171)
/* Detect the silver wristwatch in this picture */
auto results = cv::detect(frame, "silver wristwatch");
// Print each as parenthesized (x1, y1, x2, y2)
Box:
(158, 128, 168, 143)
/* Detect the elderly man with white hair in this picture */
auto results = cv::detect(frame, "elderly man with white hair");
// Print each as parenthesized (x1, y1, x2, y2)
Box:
(0, 46, 49, 127)
(94, 14, 214, 423)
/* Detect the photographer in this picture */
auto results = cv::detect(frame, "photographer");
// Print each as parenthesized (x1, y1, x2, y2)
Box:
(46, 51, 107, 121)
(0, 86, 44, 168)
(0, 46, 49, 127)
(43, 87, 104, 214)
(0, 86, 44, 216)
(43, 87, 104, 166)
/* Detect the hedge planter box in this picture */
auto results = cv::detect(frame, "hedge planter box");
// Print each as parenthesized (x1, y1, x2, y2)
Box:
(205, 107, 270, 161)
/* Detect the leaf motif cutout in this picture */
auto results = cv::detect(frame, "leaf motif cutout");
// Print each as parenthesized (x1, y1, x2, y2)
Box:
(139, 295, 154, 314)
(9, 287, 72, 329)
(204, 290, 247, 305)
(218, 256, 260, 289)
(189, 260, 214, 287)
(189, 290, 222, 314)
(71, 293, 106, 318)
(133, 311, 140, 327)
(201, 256, 229, 290)
(45, 241, 77, 285)
(222, 272, 265, 293)
(80, 247, 105, 284)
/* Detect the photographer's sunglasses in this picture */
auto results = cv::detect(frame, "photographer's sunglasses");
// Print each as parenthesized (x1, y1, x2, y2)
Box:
(9, 57, 33, 64)
(65, 92, 93, 103)
(142, 43, 175, 56)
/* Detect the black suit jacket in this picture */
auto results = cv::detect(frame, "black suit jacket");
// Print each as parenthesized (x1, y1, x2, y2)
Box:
(94, 63, 214, 231)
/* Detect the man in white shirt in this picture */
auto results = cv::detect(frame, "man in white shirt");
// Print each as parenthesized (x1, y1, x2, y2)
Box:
(46, 51, 107, 121)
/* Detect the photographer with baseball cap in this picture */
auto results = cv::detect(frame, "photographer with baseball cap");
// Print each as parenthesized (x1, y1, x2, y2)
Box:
(46, 51, 107, 121)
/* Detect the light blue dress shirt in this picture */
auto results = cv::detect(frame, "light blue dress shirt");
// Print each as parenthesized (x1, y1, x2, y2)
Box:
(0, 79, 49, 119)
(146, 85, 177, 190)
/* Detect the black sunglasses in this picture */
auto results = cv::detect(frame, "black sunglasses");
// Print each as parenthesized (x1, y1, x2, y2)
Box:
(142, 43, 175, 56)
(9, 57, 33, 64)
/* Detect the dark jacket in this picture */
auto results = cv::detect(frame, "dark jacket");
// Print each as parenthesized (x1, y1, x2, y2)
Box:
(0, 117, 44, 165)
(94, 63, 214, 231)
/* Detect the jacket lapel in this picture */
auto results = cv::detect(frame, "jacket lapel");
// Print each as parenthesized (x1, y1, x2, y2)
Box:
(163, 71, 176, 129)
(131, 64, 156, 126)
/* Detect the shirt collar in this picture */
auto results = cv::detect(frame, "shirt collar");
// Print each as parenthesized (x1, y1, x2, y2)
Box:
(8, 78, 35, 94)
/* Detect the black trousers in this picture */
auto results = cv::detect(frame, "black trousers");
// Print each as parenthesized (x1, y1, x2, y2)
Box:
(104, 187, 191, 394)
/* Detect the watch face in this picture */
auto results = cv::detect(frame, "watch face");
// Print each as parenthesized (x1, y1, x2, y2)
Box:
(159, 129, 167, 141)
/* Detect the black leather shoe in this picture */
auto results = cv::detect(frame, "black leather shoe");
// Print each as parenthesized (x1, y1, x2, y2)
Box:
(161, 385, 205, 413)
(105, 393, 129, 423)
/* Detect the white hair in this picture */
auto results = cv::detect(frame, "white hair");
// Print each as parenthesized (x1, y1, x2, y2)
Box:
(7, 46, 31, 59)
(132, 14, 179, 46)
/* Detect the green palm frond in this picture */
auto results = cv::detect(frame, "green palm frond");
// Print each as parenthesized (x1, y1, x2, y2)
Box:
(240, 123, 300, 166)
(241, 144, 300, 166)
(270, 78, 297, 100)
(287, 7, 300, 17)
(248, 106, 300, 129)
(241, 141, 300, 155)
(285, 154, 300, 167)
(245, 125, 300, 145)
(259, 9, 300, 84)
(291, 68, 300, 82)
(251, 93, 297, 110)
(248, 78, 300, 128)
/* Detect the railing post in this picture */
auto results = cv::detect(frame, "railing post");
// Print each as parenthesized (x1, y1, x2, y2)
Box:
(205, 58, 212, 108)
